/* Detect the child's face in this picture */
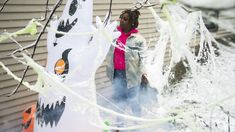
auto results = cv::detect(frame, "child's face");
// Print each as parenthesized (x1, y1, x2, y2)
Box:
(119, 13, 132, 31)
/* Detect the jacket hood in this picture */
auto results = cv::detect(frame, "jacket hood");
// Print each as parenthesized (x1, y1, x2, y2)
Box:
(117, 26, 138, 36)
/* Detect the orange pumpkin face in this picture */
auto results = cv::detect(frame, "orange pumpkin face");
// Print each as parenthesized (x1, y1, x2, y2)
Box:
(54, 59, 66, 75)
(22, 105, 36, 132)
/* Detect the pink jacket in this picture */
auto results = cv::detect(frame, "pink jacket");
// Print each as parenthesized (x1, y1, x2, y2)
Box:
(114, 26, 138, 70)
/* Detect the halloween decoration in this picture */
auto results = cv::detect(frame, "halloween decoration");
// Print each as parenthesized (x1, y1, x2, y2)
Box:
(22, 105, 36, 132)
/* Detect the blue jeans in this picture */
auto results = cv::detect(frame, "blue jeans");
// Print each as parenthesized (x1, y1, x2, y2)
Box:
(112, 69, 128, 102)
(112, 70, 158, 116)
(112, 69, 142, 117)
(129, 86, 159, 116)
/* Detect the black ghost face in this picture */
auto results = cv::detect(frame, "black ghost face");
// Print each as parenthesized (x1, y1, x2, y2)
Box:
(56, 19, 78, 38)
(69, 0, 87, 16)
(36, 96, 66, 127)
(53, 0, 89, 46)
(54, 19, 78, 46)
(69, 0, 78, 16)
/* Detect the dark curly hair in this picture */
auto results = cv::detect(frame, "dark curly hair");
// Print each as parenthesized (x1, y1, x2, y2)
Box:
(120, 9, 140, 29)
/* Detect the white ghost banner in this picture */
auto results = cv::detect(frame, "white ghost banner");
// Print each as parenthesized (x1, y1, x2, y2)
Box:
(34, 0, 119, 131)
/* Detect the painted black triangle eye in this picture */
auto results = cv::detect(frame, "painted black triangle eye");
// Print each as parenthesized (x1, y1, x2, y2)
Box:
(55, 18, 78, 38)
(25, 108, 32, 114)
(69, 0, 78, 16)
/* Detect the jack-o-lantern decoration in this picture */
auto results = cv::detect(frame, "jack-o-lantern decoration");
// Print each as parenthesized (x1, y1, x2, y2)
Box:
(22, 105, 36, 132)
(54, 48, 72, 75)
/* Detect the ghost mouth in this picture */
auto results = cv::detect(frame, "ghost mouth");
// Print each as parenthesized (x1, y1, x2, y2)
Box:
(36, 96, 66, 127)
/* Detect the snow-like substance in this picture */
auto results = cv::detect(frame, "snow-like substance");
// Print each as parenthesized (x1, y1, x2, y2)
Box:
(179, 0, 235, 9)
